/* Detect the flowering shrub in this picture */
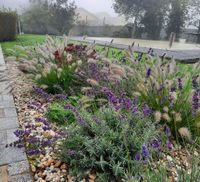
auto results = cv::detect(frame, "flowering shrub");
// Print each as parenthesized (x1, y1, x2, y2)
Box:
(58, 105, 160, 181)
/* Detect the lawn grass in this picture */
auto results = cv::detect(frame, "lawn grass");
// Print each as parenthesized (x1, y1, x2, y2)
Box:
(1, 34, 46, 56)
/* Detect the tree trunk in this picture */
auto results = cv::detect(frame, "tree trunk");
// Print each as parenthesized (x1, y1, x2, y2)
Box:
(131, 17, 138, 38)
(197, 21, 200, 44)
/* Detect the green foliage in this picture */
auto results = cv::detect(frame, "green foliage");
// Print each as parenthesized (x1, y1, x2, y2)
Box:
(1, 34, 46, 57)
(166, 0, 187, 39)
(0, 10, 17, 42)
(47, 102, 76, 126)
(59, 107, 158, 180)
(22, 0, 76, 35)
(36, 66, 86, 94)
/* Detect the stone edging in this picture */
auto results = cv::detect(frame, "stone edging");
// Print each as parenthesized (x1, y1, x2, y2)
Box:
(0, 46, 32, 182)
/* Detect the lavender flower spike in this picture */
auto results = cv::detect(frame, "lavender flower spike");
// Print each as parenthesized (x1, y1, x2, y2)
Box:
(142, 145, 149, 158)
(64, 104, 89, 128)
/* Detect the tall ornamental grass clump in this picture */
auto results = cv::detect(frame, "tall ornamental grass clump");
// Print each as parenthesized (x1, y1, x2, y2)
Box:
(125, 47, 200, 140)
(0, 10, 17, 41)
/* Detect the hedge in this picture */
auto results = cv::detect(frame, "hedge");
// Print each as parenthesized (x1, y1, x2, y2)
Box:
(0, 11, 17, 42)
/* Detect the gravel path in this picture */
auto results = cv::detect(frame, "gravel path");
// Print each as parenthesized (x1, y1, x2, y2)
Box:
(0, 46, 32, 182)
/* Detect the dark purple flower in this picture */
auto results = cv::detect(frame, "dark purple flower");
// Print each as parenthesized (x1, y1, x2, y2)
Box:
(27, 137, 40, 144)
(92, 116, 101, 125)
(32, 86, 51, 100)
(165, 126, 171, 137)
(135, 152, 141, 161)
(146, 68, 152, 78)
(57, 131, 67, 136)
(42, 139, 53, 147)
(16, 144, 24, 148)
(192, 76, 199, 89)
(14, 130, 25, 138)
(64, 104, 89, 128)
(192, 90, 199, 117)
(54, 94, 67, 100)
(142, 145, 149, 158)
(68, 149, 77, 157)
(26, 149, 41, 156)
(142, 103, 151, 117)
(178, 78, 183, 90)
(151, 139, 160, 149)
(166, 140, 173, 151)
(35, 118, 50, 126)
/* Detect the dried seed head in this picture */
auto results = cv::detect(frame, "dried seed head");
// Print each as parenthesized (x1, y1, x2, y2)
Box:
(81, 87, 92, 93)
(174, 113, 182, 122)
(87, 79, 99, 86)
(163, 106, 169, 113)
(154, 111, 162, 122)
(178, 127, 191, 140)
(162, 113, 171, 122)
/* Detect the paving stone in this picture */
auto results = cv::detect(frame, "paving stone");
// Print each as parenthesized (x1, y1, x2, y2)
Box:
(8, 173, 32, 182)
(4, 108, 17, 118)
(6, 129, 19, 144)
(8, 161, 30, 176)
(0, 108, 5, 118)
(0, 117, 19, 131)
(0, 100, 15, 109)
(0, 145, 27, 166)
(2, 95, 14, 101)
(0, 131, 7, 145)
(0, 165, 8, 182)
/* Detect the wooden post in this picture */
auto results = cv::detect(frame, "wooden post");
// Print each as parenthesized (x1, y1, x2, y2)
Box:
(169, 32, 176, 48)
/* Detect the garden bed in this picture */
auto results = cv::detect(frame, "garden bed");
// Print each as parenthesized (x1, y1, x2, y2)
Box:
(4, 35, 200, 182)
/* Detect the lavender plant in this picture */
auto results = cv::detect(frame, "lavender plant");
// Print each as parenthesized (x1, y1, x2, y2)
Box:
(58, 105, 160, 181)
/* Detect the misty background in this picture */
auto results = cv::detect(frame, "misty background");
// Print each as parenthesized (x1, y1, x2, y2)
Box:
(1, 0, 200, 43)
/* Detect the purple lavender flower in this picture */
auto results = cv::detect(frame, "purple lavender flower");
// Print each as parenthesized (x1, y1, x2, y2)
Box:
(26, 149, 41, 156)
(166, 140, 173, 151)
(165, 126, 171, 137)
(14, 130, 25, 138)
(16, 144, 24, 148)
(92, 116, 101, 125)
(68, 149, 77, 157)
(135, 152, 141, 161)
(151, 139, 160, 149)
(192, 90, 199, 117)
(64, 104, 89, 128)
(142, 103, 151, 117)
(178, 78, 183, 90)
(192, 76, 199, 89)
(42, 139, 53, 147)
(54, 94, 67, 100)
(32, 86, 51, 100)
(35, 118, 50, 126)
(146, 68, 152, 78)
(27, 137, 40, 144)
(142, 145, 149, 158)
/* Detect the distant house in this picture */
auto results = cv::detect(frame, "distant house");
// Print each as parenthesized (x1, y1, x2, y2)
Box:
(181, 29, 200, 43)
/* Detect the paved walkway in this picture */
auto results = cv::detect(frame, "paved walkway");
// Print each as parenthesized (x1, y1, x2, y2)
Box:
(0, 46, 32, 182)
(67, 36, 200, 63)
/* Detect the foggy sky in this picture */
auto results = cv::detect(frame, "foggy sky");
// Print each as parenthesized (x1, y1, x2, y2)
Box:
(75, 0, 116, 16)
(0, 0, 117, 16)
